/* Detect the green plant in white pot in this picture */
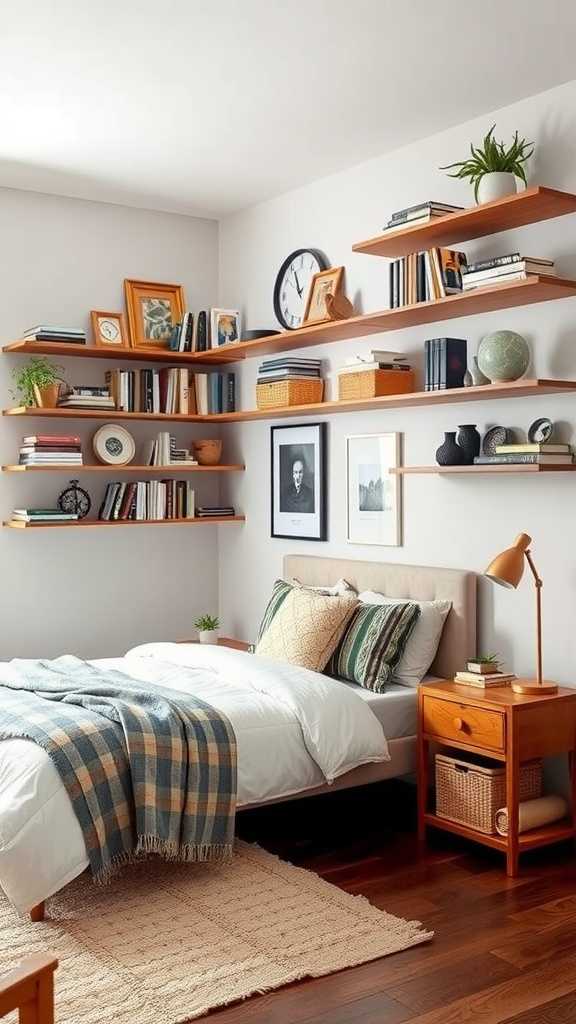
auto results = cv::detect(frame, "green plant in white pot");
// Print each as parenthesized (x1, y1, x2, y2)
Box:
(440, 125, 534, 205)
(194, 614, 220, 644)
(10, 357, 65, 408)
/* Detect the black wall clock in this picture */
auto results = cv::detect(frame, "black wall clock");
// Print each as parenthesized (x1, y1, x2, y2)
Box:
(273, 249, 328, 330)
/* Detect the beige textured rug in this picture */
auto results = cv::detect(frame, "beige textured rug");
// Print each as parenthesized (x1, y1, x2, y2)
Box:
(1, 842, 432, 1024)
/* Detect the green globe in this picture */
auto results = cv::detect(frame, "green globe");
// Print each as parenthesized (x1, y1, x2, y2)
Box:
(477, 330, 530, 383)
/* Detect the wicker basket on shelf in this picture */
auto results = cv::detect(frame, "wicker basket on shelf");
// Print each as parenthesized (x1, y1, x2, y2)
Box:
(435, 753, 542, 835)
(256, 378, 324, 410)
(338, 368, 415, 401)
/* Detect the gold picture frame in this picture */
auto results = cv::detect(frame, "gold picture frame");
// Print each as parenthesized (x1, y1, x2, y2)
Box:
(91, 310, 129, 349)
(303, 266, 344, 325)
(124, 279, 186, 350)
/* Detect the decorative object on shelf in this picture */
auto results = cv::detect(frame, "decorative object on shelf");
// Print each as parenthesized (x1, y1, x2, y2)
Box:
(456, 424, 481, 464)
(90, 311, 129, 349)
(346, 433, 402, 546)
(440, 124, 534, 204)
(92, 424, 136, 466)
(470, 356, 490, 386)
(303, 266, 344, 325)
(58, 479, 92, 520)
(325, 291, 354, 321)
(528, 417, 554, 444)
(192, 439, 222, 466)
(481, 425, 510, 455)
(10, 357, 65, 408)
(271, 422, 327, 541)
(273, 249, 328, 330)
(435, 431, 467, 467)
(194, 614, 221, 644)
(210, 309, 241, 348)
(243, 329, 281, 341)
(477, 329, 530, 383)
(484, 532, 558, 694)
(424, 338, 467, 391)
(124, 279, 186, 351)
(468, 653, 500, 674)
(463, 368, 473, 387)
(495, 794, 568, 837)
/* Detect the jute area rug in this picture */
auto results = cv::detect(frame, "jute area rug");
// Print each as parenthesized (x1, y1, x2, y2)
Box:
(1, 841, 432, 1024)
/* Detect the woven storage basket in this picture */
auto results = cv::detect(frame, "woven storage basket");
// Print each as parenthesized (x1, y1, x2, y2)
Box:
(338, 368, 415, 401)
(435, 753, 542, 834)
(256, 378, 324, 410)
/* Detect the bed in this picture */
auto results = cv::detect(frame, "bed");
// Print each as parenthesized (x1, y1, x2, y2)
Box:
(0, 556, 476, 916)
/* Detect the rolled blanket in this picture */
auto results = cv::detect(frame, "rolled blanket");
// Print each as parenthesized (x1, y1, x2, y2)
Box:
(495, 795, 568, 836)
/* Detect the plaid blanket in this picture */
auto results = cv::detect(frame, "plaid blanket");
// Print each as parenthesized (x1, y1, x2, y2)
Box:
(0, 655, 237, 882)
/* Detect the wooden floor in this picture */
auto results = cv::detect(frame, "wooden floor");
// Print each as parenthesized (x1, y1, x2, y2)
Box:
(206, 780, 576, 1024)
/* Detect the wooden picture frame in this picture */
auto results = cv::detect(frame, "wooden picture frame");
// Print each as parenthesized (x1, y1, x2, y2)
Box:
(124, 279, 186, 351)
(346, 432, 402, 546)
(90, 310, 129, 349)
(303, 266, 344, 325)
(271, 422, 327, 541)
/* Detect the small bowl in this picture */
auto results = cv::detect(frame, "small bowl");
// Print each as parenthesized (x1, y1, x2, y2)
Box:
(193, 439, 222, 466)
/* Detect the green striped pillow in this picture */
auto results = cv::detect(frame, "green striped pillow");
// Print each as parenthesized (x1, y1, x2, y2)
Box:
(328, 601, 421, 693)
(257, 579, 292, 642)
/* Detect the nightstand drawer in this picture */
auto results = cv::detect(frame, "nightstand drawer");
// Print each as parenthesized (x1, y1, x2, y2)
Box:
(422, 696, 505, 752)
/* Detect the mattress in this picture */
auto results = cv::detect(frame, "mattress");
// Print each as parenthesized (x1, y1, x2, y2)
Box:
(337, 675, 442, 738)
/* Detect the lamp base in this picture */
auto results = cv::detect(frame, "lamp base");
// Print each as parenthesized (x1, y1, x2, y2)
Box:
(512, 678, 558, 695)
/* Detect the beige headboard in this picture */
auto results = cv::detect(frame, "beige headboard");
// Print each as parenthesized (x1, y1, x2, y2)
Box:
(284, 554, 477, 680)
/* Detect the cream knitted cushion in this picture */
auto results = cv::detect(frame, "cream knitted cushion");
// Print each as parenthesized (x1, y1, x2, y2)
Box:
(256, 587, 359, 672)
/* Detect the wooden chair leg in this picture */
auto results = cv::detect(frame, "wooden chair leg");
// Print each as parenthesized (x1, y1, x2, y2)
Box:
(30, 902, 45, 923)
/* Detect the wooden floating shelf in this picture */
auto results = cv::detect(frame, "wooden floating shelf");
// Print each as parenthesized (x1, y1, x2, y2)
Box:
(2, 464, 245, 473)
(352, 186, 576, 258)
(4, 516, 245, 529)
(3, 340, 234, 366)
(424, 813, 575, 852)
(2, 406, 224, 423)
(394, 464, 576, 474)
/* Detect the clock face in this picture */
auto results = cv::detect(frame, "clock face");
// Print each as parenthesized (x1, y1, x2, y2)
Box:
(99, 317, 121, 342)
(274, 249, 327, 330)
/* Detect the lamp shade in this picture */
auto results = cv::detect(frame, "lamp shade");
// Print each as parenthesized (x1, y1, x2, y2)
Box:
(484, 533, 532, 589)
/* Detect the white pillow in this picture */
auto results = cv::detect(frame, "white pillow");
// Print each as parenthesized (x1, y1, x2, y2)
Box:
(358, 590, 451, 687)
(292, 577, 357, 596)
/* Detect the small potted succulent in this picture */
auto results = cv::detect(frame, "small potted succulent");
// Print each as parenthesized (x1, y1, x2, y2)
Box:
(440, 125, 534, 205)
(194, 614, 221, 644)
(11, 357, 65, 408)
(467, 653, 501, 675)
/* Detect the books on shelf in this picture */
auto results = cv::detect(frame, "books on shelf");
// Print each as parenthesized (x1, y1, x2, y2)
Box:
(167, 310, 211, 353)
(18, 434, 83, 465)
(103, 368, 236, 415)
(389, 249, 467, 308)
(382, 201, 463, 232)
(98, 480, 196, 521)
(462, 254, 555, 290)
(455, 670, 516, 688)
(338, 351, 412, 375)
(11, 509, 79, 522)
(196, 506, 236, 518)
(257, 357, 322, 385)
(142, 432, 198, 467)
(22, 326, 86, 344)
(58, 394, 116, 410)
(424, 338, 467, 391)
(474, 454, 573, 466)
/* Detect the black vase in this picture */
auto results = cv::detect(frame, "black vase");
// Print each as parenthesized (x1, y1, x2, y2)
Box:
(456, 424, 481, 465)
(435, 431, 466, 466)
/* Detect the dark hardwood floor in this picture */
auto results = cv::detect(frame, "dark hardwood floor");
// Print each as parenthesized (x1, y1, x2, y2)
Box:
(207, 780, 576, 1024)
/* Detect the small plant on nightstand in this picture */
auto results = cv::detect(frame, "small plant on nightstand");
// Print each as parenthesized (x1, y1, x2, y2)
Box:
(468, 653, 501, 674)
(194, 614, 221, 644)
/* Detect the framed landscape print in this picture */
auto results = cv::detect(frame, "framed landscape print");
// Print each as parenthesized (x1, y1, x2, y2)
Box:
(210, 308, 241, 347)
(346, 433, 402, 546)
(124, 279, 185, 350)
(271, 423, 327, 541)
(90, 310, 129, 349)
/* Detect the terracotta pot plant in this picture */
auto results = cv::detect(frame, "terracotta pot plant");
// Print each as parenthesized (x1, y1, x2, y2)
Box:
(194, 614, 221, 644)
(440, 125, 534, 205)
(11, 357, 65, 408)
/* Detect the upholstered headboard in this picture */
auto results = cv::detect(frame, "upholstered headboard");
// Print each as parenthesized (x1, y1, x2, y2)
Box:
(284, 555, 477, 680)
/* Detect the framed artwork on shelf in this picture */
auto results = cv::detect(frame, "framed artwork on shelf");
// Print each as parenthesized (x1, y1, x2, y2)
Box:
(303, 266, 344, 325)
(90, 310, 129, 349)
(124, 279, 186, 350)
(271, 422, 327, 541)
(210, 308, 241, 347)
(346, 432, 402, 546)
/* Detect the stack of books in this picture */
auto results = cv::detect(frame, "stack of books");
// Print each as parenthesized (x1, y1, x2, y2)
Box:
(425, 338, 467, 391)
(22, 325, 86, 345)
(337, 349, 412, 376)
(141, 432, 198, 467)
(18, 434, 83, 466)
(381, 201, 463, 233)
(462, 253, 555, 291)
(389, 248, 467, 307)
(196, 506, 236, 519)
(257, 358, 322, 385)
(475, 442, 573, 467)
(104, 369, 235, 415)
(99, 480, 196, 521)
(58, 387, 115, 411)
(455, 668, 516, 689)
(11, 509, 79, 524)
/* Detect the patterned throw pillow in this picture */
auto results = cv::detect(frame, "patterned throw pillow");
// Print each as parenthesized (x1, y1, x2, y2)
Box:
(257, 579, 292, 642)
(328, 602, 421, 693)
(256, 587, 359, 672)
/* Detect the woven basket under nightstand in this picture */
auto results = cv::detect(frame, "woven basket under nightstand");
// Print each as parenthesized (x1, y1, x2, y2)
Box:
(256, 378, 324, 410)
(435, 753, 542, 835)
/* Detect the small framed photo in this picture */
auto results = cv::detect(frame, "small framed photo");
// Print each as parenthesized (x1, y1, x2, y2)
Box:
(346, 433, 402, 546)
(303, 266, 344, 325)
(90, 310, 129, 349)
(210, 308, 241, 347)
(124, 279, 186, 350)
(271, 423, 327, 541)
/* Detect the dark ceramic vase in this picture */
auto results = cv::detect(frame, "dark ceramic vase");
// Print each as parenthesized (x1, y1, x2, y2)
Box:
(456, 424, 481, 465)
(435, 431, 467, 466)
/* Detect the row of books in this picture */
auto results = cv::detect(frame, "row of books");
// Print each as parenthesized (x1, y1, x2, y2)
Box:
(99, 480, 197, 521)
(381, 200, 463, 233)
(455, 670, 516, 688)
(257, 357, 322, 384)
(389, 249, 467, 307)
(425, 338, 467, 391)
(143, 432, 198, 467)
(23, 325, 86, 344)
(11, 509, 78, 523)
(104, 369, 236, 415)
(337, 348, 411, 376)
(18, 434, 83, 466)
(474, 442, 573, 467)
(462, 253, 555, 291)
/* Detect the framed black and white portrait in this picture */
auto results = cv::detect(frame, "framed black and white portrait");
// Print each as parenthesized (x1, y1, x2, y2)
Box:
(346, 433, 402, 546)
(271, 423, 327, 540)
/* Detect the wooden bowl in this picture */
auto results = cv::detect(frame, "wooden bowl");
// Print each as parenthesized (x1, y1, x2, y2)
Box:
(193, 439, 222, 466)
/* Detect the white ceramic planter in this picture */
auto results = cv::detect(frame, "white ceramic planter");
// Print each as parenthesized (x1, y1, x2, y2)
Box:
(477, 172, 517, 205)
(199, 630, 219, 644)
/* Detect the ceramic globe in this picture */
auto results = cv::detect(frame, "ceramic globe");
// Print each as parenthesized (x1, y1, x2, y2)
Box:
(477, 330, 530, 383)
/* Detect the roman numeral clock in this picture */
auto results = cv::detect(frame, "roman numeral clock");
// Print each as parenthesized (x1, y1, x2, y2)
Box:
(273, 249, 328, 330)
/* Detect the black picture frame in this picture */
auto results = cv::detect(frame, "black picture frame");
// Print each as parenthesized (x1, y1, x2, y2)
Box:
(270, 422, 327, 541)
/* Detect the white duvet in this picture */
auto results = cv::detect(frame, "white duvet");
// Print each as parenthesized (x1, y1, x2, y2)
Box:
(0, 643, 389, 913)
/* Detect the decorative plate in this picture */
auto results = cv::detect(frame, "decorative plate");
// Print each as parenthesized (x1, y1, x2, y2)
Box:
(481, 426, 511, 455)
(528, 417, 553, 444)
(93, 424, 136, 465)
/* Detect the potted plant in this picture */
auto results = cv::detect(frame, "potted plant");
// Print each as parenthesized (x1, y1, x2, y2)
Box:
(467, 653, 501, 674)
(11, 357, 65, 408)
(194, 614, 221, 644)
(440, 125, 534, 205)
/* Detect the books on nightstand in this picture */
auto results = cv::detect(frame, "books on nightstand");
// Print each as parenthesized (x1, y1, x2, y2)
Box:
(455, 671, 516, 688)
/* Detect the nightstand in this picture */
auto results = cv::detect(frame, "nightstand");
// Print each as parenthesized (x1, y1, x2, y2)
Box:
(417, 679, 576, 876)
(176, 636, 252, 651)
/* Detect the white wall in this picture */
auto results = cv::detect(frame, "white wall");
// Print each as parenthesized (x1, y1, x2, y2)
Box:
(218, 78, 576, 685)
(0, 189, 221, 658)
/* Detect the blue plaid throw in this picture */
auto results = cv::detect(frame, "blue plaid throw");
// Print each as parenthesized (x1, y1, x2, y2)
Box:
(0, 656, 237, 882)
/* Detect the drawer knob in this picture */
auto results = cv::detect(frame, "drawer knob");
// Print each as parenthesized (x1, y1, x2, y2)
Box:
(453, 717, 465, 731)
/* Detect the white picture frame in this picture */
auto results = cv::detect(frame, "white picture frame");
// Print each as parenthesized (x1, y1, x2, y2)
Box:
(210, 308, 241, 348)
(346, 432, 402, 546)
(271, 423, 327, 541)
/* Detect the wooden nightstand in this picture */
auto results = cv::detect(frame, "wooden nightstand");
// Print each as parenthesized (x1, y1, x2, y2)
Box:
(176, 636, 252, 651)
(417, 679, 576, 876)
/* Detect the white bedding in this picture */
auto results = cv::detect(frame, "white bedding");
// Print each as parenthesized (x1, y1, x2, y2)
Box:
(0, 643, 395, 913)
